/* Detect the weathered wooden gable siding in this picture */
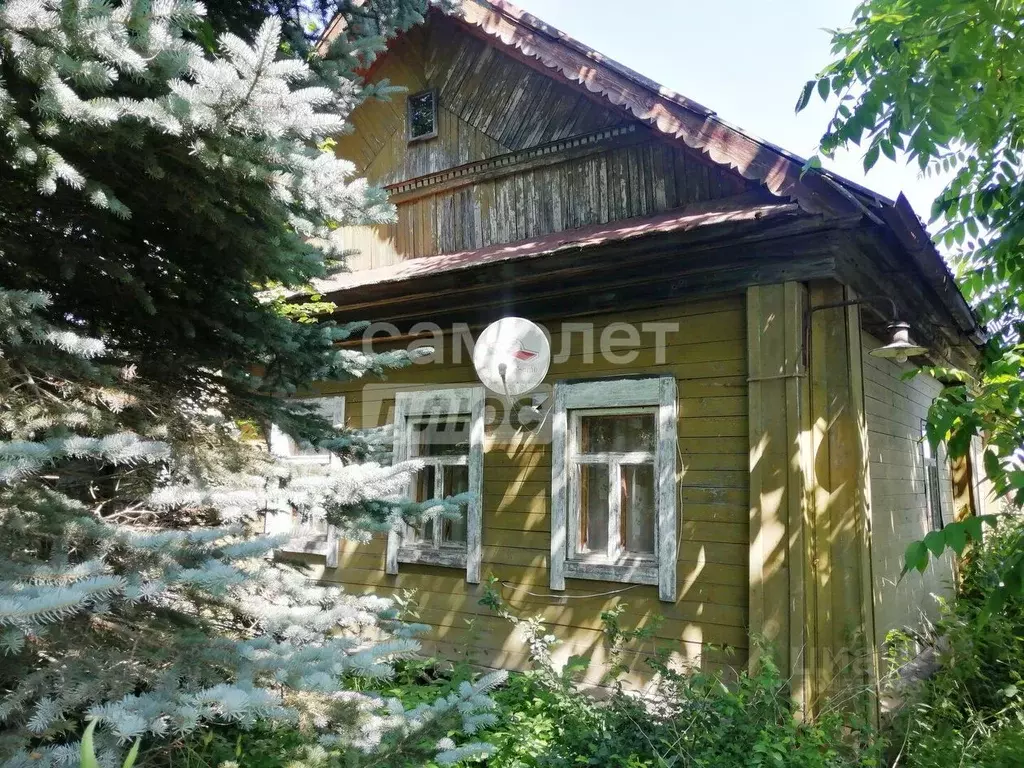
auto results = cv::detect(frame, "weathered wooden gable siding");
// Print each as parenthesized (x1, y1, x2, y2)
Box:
(336, 17, 755, 270)
(335, 18, 622, 187)
(862, 332, 955, 656)
(309, 297, 750, 685)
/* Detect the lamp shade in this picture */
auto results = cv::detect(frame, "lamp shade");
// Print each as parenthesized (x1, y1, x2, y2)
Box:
(869, 321, 928, 364)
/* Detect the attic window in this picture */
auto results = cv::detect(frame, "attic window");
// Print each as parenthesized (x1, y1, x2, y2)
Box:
(407, 89, 437, 142)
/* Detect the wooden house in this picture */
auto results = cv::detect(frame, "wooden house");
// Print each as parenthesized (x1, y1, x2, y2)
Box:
(271, 0, 994, 716)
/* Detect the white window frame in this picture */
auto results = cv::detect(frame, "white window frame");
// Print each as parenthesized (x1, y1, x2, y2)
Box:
(386, 387, 485, 583)
(921, 421, 946, 532)
(550, 376, 678, 602)
(265, 396, 346, 567)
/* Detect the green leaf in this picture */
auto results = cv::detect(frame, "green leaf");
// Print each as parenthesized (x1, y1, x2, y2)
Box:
(864, 143, 880, 172)
(924, 530, 946, 557)
(880, 138, 896, 161)
(81, 720, 100, 768)
(945, 522, 968, 555)
(795, 80, 815, 112)
(122, 738, 142, 768)
(904, 540, 930, 575)
(963, 516, 984, 542)
(800, 155, 823, 178)
(817, 77, 830, 101)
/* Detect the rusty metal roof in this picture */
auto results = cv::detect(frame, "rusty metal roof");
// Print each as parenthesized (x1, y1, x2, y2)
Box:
(313, 197, 799, 295)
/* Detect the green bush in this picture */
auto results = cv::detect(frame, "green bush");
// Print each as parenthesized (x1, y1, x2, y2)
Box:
(462, 651, 879, 768)
(887, 514, 1024, 768)
(456, 584, 881, 768)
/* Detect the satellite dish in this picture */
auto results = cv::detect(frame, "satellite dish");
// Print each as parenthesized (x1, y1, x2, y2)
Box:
(473, 317, 551, 398)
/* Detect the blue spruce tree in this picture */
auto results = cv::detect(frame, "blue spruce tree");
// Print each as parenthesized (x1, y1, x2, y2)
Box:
(0, 1, 499, 765)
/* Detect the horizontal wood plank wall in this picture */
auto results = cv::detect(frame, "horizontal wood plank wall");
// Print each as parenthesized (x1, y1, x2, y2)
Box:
(335, 16, 753, 270)
(862, 331, 955, 662)
(310, 297, 750, 685)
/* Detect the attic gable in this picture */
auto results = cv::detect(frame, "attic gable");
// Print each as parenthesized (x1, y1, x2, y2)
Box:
(336, 14, 641, 186)
(317, 0, 982, 364)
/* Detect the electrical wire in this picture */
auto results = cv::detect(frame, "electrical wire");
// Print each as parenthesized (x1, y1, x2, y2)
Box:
(499, 580, 641, 600)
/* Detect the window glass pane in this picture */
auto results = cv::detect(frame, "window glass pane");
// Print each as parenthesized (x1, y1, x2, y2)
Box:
(621, 464, 656, 555)
(579, 464, 609, 553)
(580, 412, 655, 453)
(441, 465, 469, 544)
(408, 91, 435, 139)
(411, 418, 469, 457)
(409, 464, 436, 543)
(926, 464, 943, 531)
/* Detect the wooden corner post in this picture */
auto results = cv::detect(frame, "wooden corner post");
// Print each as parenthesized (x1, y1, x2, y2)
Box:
(746, 282, 811, 714)
(806, 281, 879, 726)
(748, 281, 879, 723)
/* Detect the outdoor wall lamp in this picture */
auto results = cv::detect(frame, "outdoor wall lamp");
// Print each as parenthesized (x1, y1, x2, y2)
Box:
(869, 320, 929, 363)
(806, 295, 930, 364)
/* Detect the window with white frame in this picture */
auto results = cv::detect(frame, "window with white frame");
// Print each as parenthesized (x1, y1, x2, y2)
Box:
(550, 377, 678, 601)
(921, 421, 945, 532)
(386, 387, 484, 583)
(265, 396, 346, 566)
(268, 397, 346, 464)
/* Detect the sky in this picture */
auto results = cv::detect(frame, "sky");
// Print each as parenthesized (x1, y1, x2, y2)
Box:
(513, 0, 947, 223)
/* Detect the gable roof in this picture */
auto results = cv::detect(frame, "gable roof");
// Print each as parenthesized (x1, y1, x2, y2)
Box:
(319, 0, 984, 349)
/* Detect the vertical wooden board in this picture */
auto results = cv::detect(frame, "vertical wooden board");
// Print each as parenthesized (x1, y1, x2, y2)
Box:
(784, 282, 811, 714)
(437, 191, 456, 254)
(479, 179, 496, 247)
(846, 300, 879, 725)
(534, 166, 555, 236)
(395, 203, 411, 259)
(612, 147, 630, 221)
(660, 144, 678, 211)
(596, 153, 610, 224)
(426, 195, 438, 257)
(641, 143, 656, 214)
(746, 287, 766, 665)
(493, 176, 511, 244)
(513, 172, 527, 242)
(410, 198, 422, 257)
(823, 293, 861, 682)
(746, 284, 798, 678)
(550, 383, 568, 591)
(697, 162, 712, 201)
(806, 281, 877, 719)
(808, 282, 835, 701)
(626, 146, 641, 218)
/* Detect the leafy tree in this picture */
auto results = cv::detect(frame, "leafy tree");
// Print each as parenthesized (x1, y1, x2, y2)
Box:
(798, 0, 1024, 599)
(0, 1, 497, 765)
